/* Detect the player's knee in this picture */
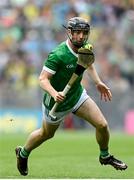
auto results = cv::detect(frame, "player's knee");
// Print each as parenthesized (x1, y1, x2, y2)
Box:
(97, 121, 108, 131)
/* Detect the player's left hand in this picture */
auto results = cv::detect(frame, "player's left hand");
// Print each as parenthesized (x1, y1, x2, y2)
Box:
(96, 82, 112, 101)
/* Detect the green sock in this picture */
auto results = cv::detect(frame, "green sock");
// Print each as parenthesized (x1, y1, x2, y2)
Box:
(100, 148, 109, 158)
(20, 147, 30, 158)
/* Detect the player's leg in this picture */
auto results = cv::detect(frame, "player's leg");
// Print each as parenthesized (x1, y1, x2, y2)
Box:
(15, 103, 72, 176)
(75, 96, 109, 151)
(23, 119, 60, 152)
(74, 97, 128, 170)
(15, 119, 60, 176)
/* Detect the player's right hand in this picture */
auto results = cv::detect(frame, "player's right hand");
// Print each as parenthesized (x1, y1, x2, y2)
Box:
(54, 92, 66, 103)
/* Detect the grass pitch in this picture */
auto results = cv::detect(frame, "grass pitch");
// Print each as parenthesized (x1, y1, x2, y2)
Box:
(0, 130, 134, 179)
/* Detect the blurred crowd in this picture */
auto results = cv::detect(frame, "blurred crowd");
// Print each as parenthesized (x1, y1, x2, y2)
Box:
(0, 0, 134, 108)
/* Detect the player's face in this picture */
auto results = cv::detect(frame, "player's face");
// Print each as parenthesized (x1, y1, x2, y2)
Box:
(69, 29, 89, 47)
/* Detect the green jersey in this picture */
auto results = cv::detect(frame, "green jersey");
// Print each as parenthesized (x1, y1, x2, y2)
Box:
(43, 40, 86, 112)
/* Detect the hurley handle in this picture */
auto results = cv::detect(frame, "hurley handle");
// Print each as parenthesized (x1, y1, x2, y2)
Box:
(49, 74, 78, 120)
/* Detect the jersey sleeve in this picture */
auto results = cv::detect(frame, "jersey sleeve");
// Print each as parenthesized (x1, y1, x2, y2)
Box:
(43, 52, 59, 75)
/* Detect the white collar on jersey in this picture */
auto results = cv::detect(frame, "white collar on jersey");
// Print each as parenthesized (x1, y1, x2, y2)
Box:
(66, 39, 78, 57)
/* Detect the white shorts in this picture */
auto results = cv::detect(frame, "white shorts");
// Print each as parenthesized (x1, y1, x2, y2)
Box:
(42, 89, 89, 125)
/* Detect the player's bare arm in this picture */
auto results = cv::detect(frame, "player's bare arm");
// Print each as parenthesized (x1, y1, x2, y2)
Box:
(39, 70, 65, 103)
(87, 64, 112, 101)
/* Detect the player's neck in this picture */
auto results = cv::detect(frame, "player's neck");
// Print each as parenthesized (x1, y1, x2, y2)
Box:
(68, 39, 78, 53)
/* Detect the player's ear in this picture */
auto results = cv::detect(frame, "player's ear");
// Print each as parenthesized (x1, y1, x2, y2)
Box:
(68, 29, 71, 33)
(68, 29, 72, 39)
(68, 29, 71, 35)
